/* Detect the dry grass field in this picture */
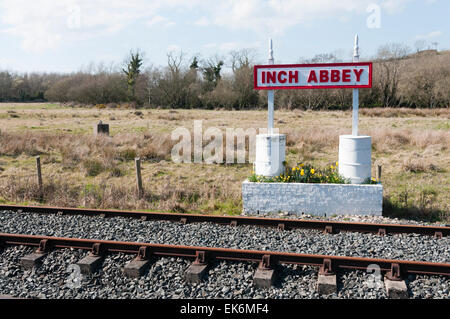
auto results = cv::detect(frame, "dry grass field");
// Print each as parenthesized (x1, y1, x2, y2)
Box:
(0, 103, 448, 222)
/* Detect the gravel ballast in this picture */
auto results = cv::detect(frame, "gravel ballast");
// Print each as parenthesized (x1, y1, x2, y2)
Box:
(0, 210, 448, 299)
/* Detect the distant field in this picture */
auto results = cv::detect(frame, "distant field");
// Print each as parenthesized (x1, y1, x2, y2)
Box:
(0, 103, 448, 222)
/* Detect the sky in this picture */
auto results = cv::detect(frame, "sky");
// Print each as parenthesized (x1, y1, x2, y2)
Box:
(0, 0, 448, 73)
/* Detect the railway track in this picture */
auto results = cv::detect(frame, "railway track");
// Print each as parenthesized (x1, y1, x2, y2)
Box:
(1, 204, 448, 237)
(0, 232, 448, 299)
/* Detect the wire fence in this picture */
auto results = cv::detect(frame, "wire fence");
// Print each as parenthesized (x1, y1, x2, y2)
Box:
(0, 154, 242, 213)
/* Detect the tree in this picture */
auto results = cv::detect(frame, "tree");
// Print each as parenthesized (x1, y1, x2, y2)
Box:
(201, 56, 224, 89)
(0, 71, 13, 101)
(414, 40, 426, 53)
(229, 49, 259, 109)
(375, 43, 410, 107)
(122, 50, 144, 102)
(229, 49, 254, 72)
(190, 56, 199, 70)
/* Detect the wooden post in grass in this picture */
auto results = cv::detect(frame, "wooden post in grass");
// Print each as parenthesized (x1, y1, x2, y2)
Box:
(35, 156, 43, 200)
(377, 165, 382, 181)
(135, 157, 143, 198)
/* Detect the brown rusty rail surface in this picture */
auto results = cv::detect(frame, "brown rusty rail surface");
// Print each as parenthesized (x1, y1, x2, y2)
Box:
(0, 204, 448, 237)
(0, 233, 449, 277)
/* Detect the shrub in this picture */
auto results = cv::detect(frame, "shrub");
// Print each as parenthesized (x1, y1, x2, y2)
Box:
(82, 158, 105, 177)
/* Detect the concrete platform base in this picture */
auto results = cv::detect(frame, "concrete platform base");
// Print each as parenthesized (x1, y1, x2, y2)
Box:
(385, 279, 409, 299)
(76, 255, 103, 275)
(316, 274, 337, 295)
(185, 264, 208, 283)
(20, 253, 47, 270)
(242, 180, 383, 217)
(124, 258, 152, 278)
(253, 268, 275, 289)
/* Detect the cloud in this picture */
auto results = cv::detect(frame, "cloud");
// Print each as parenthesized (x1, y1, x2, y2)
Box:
(0, 0, 191, 52)
(194, 17, 210, 27)
(0, 0, 411, 53)
(416, 30, 443, 40)
(167, 44, 181, 52)
(200, 0, 372, 35)
(147, 15, 175, 27)
(202, 41, 261, 53)
(381, 0, 412, 14)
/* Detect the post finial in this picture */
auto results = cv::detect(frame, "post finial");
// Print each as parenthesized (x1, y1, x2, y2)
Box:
(268, 38, 274, 64)
(353, 34, 359, 62)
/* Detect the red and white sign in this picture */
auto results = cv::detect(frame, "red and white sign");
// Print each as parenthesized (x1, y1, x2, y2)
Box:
(254, 62, 372, 90)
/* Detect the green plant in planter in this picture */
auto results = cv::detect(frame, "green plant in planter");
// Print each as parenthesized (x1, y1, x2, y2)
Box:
(249, 162, 351, 184)
(363, 177, 380, 184)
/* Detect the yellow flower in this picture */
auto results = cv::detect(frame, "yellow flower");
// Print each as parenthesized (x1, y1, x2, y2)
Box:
(300, 163, 304, 167)
(336, 161, 339, 166)
(311, 169, 315, 174)
(300, 169, 304, 176)
(330, 165, 334, 170)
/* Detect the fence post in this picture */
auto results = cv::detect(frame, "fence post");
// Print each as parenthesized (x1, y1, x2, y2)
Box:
(377, 165, 382, 181)
(135, 157, 143, 198)
(36, 156, 43, 200)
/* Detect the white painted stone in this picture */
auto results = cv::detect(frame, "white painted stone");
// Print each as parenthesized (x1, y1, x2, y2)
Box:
(242, 180, 383, 217)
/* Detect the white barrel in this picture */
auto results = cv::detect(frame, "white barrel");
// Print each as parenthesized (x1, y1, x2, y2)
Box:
(254, 134, 286, 177)
(338, 135, 371, 184)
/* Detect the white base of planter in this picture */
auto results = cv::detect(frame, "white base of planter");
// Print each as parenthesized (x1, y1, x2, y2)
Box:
(242, 180, 383, 217)
(254, 134, 286, 177)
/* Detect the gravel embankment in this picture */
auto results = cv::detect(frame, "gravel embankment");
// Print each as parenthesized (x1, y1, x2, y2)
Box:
(0, 210, 448, 299)
(0, 246, 448, 299)
(250, 211, 449, 227)
(0, 210, 448, 263)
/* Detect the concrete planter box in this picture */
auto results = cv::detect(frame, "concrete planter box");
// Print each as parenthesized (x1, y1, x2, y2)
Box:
(242, 180, 383, 217)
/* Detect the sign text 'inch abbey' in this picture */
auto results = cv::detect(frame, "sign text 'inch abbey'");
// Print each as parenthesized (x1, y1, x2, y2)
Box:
(254, 62, 372, 90)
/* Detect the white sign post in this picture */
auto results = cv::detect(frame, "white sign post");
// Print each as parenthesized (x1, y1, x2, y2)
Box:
(253, 35, 373, 183)
(352, 34, 360, 136)
(254, 39, 286, 177)
(339, 34, 372, 184)
(268, 38, 274, 135)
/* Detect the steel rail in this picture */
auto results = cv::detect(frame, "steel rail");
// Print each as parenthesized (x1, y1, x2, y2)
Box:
(0, 233, 449, 277)
(0, 204, 448, 237)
